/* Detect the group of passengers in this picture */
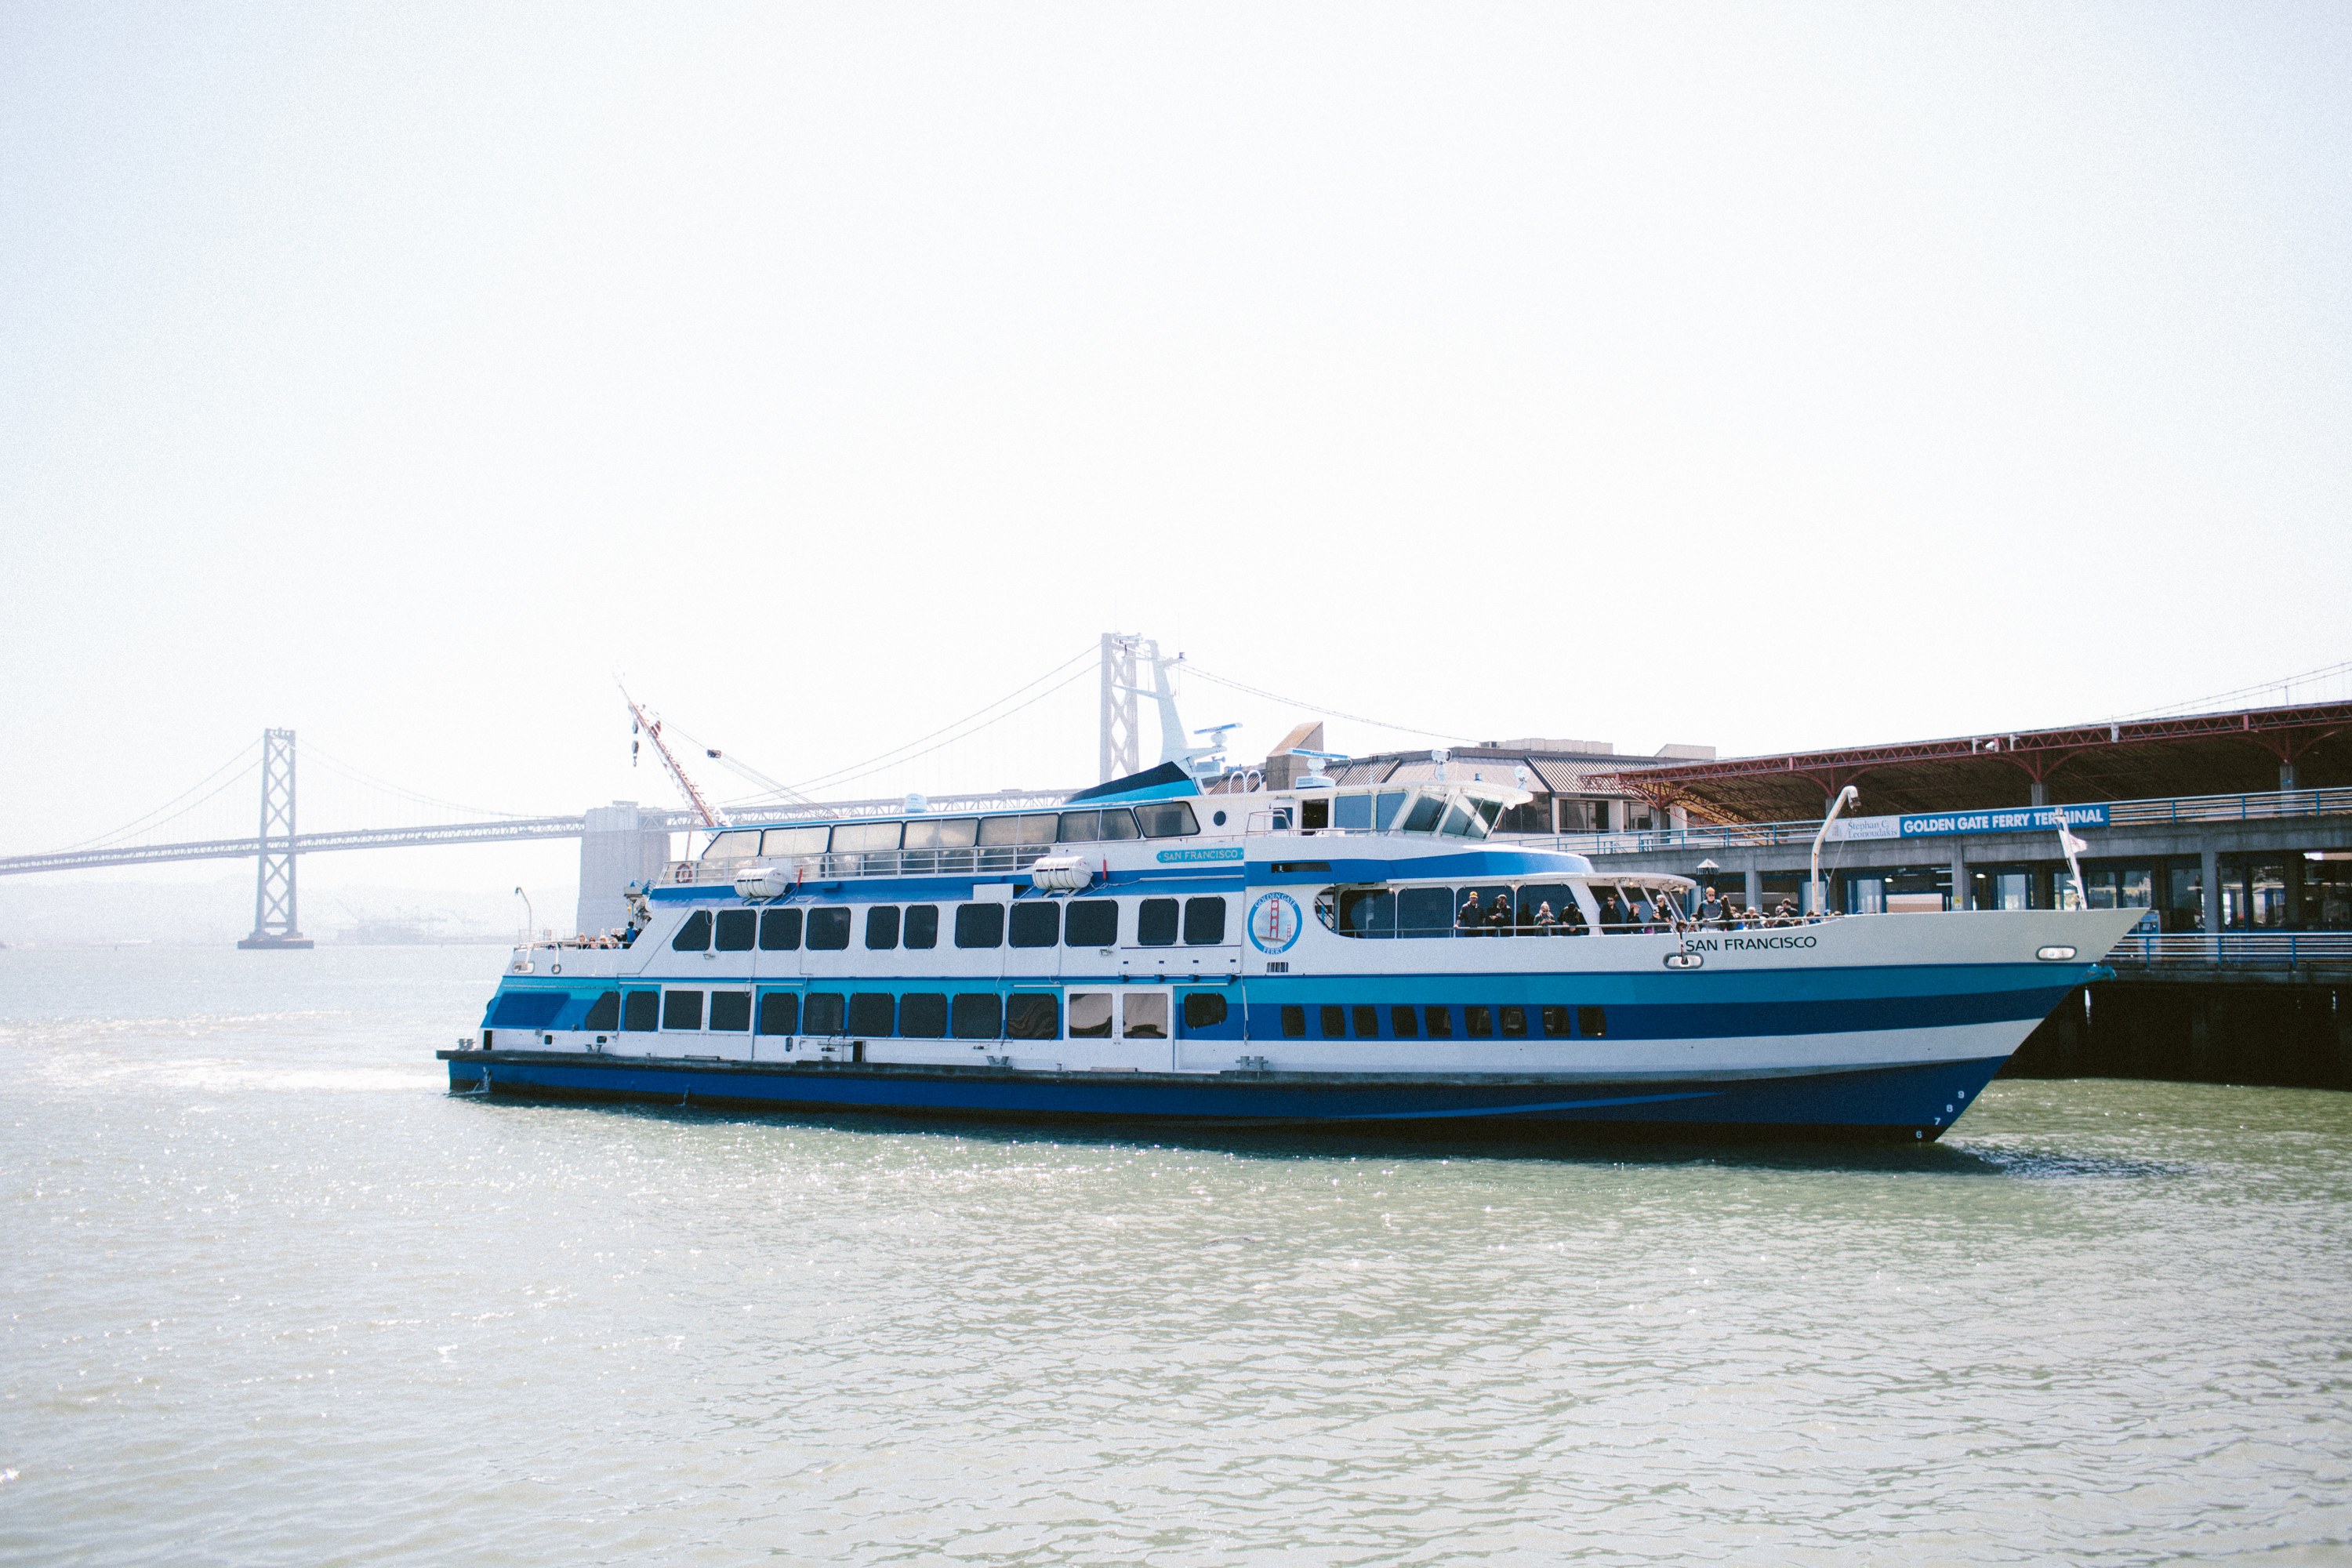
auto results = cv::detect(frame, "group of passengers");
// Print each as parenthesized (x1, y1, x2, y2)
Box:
(1453, 885, 1812, 936)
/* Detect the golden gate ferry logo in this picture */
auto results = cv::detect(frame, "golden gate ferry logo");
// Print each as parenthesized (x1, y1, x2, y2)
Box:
(1247, 892, 1302, 954)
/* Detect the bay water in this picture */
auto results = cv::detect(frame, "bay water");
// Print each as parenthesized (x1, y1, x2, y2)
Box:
(4, 946, 2348, 1565)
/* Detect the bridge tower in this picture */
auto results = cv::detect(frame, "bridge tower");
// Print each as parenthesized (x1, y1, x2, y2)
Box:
(1099, 633, 1142, 782)
(237, 728, 313, 949)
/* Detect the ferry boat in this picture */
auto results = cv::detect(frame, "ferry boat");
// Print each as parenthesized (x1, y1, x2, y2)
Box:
(438, 755, 2142, 1141)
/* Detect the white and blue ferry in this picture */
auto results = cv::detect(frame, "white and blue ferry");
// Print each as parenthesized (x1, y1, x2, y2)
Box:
(440, 761, 2140, 1140)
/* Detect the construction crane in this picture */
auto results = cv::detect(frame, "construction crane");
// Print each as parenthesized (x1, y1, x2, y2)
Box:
(620, 684, 728, 831)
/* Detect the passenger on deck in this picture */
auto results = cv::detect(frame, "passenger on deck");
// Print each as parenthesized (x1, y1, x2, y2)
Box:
(1534, 901, 1559, 935)
(1599, 891, 1625, 932)
(1772, 897, 1799, 925)
(1699, 887, 1725, 927)
(1459, 891, 1485, 936)
(1487, 893, 1512, 935)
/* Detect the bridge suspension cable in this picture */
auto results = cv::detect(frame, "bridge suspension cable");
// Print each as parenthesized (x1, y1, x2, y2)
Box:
(303, 742, 539, 821)
(1179, 665, 1472, 744)
(56, 739, 263, 852)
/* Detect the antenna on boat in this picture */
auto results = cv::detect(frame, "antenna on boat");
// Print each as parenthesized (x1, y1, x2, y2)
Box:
(1809, 786, 1860, 916)
(618, 682, 728, 833)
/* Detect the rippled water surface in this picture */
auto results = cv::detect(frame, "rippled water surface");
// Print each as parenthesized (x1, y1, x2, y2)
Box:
(5, 946, 2350, 1565)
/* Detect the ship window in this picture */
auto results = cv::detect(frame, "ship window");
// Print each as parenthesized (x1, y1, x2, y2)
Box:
(1009, 902, 1060, 948)
(1098, 808, 1138, 840)
(702, 829, 762, 861)
(1182, 993, 1227, 1029)
(1058, 811, 1102, 844)
(760, 908, 803, 950)
(662, 990, 704, 1031)
(1137, 898, 1179, 946)
(1541, 1006, 1572, 1039)
(762, 826, 828, 857)
(1424, 1005, 1453, 1038)
(1471, 798, 1501, 837)
(1375, 790, 1409, 830)
(952, 993, 1001, 1039)
(1319, 1004, 1345, 1039)
(980, 814, 1058, 847)
(1006, 993, 1059, 1040)
(1070, 993, 1113, 1037)
(803, 992, 844, 1035)
(670, 910, 713, 951)
(1397, 887, 1454, 938)
(898, 993, 947, 1039)
(830, 822, 902, 852)
(1352, 1004, 1380, 1037)
(903, 905, 938, 949)
(1439, 801, 1475, 838)
(1577, 1006, 1607, 1039)
(848, 993, 894, 1036)
(1338, 888, 1394, 938)
(757, 992, 799, 1035)
(1465, 1004, 1493, 1037)
(1400, 793, 1446, 834)
(1301, 800, 1330, 830)
(1123, 993, 1167, 1039)
(1064, 899, 1118, 947)
(715, 909, 756, 951)
(1280, 1005, 1306, 1039)
(1183, 897, 1227, 945)
(902, 817, 978, 849)
(866, 906, 900, 949)
(1333, 793, 1372, 830)
(489, 991, 565, 1028)
(954, 904, 1004, 949)
(1389, 1005, 1418, 1037)
(583, 992, 620, 1032)
(1499, 1005, 1527, 1038)
(709, 991, 752, 1032)
(623, 991, 659, 1032)
(1134, 803, 1199, 838)
(806, 908, 851, 949)
(1520, 884, 1578, 935)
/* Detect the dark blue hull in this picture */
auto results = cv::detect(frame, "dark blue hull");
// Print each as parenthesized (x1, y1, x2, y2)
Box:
(438, 1051, 1998, 1142)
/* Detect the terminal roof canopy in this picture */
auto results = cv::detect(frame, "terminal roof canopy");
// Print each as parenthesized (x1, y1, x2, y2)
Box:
(1613, 701, 2352, 823)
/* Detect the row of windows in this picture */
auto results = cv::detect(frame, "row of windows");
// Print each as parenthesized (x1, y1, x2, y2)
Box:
(670, 896, 1230, 953)
(1276, 1003, 1607, 1040)
(702, 802, 1203, 862)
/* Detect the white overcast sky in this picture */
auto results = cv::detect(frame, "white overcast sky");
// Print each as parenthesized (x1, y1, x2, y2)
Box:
(3, 2, 2347, 893)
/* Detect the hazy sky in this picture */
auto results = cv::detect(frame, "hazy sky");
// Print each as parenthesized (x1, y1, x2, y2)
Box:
(4, 2, 2347, 894)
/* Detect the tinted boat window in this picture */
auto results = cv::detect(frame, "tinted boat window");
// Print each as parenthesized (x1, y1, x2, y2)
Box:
(903, 905, 938, 949)
(1069, 993, 1112, 1038)
(1279, 1005, 1305, 1038)
(1375, 791, 1409, 830)
(1134, 802, 1200, 838)
(623, 991, 659, 1032)
(1577, 1006, 1607, 1039)
(1064, 899, 1117, 947)
(1353, 1005, 1381, 1037)
(762, 826, 828, 857)
(832, 822, 902, 852)
(1424, 1005, 1453, 1038)
(1338, 889, 1394, 938)
(671, 909, 713, 951)
(714, 909, 756, 951)
(1057, 811, 1100, 844)
(703, 829, 762, 860)
(954, 904, 1004, 949)
(952, 993, 1002, 1039)
(1333, 793, 1372, 831)
(848, 993, 894, 1036)
(1009, 902, 1059, 948)
(866, 906, 900, 949)
(663, 990, 704, 1030)
(1005, 993, 1059, 1039)
(1541, 1005, 1572, 1039)
(1137, 898, 1178, 946)
(583, 992, 619, 1032)
(1182, 993, 1227, 1029)
(980, 815, 1058, 847)
(759, 908, 802, 950)
(710, 991, 752, 1032)
(1401, 793, 1446, 833)
(758, 992, 800, 1035)
(1439, 801, 1475, 837)
(1096, 808, 1138, 840)
(806, 908, 851, 949)
(903, 817, 978, 848)
(1499, 1005, 1526, 1038)
(1465, 1004, 1493, 1037)
(1319, 1004, 1345, 1039)
(803, 993, 844, 1035)
(1183, 897, 1227, 945)
(1397, 887, 1454, 937)
(1389, 1004, 1418, 1037)
(898, 993, 947, 1038)
(490, 992, 565, 1028)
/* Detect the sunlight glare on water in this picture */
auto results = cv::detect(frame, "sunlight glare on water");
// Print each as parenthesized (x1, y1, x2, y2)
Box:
(3, 946, 2349, 1565)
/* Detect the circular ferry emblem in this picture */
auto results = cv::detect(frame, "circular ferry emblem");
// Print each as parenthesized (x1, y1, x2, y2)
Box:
(1247, 892, 1303, 954)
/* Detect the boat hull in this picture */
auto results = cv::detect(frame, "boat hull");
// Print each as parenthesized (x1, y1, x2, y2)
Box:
(437, 1047, 2005, 1142)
